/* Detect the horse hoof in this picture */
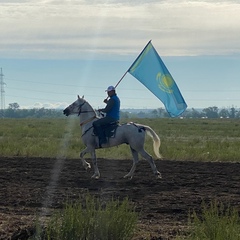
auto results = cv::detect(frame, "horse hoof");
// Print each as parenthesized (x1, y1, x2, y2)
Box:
(91, 174, 100, 179)
(84, 162, 91, 170)
(156, 172, 162, 179)
(124, 175, 133, 180)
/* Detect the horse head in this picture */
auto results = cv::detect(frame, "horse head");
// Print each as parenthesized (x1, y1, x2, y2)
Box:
(63, 95, 85, 116)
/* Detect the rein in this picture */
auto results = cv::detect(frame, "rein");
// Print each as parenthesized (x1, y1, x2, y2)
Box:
(80, 116, 96, 126)
(77, 100, 97, 127)
(78, 101, 87, 116)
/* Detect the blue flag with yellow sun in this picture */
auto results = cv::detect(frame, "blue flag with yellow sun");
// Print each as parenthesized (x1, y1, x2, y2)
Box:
(128, 40, 187, 117)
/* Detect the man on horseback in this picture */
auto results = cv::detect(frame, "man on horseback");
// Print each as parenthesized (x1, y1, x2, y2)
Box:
(93, 86, 120, 147)
(64, 95, 161, 179)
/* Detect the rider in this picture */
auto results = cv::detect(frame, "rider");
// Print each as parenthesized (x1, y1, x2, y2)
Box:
(93, 86, 120, 147)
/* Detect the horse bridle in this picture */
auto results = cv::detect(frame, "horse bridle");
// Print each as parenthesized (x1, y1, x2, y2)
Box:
(77, 100, 97, 127)
(77, 101, 86, 116)
(77, 101, 95, 116)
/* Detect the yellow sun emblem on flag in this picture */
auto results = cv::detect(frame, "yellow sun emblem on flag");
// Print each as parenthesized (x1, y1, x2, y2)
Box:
(156, 72, 174, 93)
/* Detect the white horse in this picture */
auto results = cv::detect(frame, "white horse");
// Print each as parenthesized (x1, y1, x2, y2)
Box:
(63, 95, 162, 179)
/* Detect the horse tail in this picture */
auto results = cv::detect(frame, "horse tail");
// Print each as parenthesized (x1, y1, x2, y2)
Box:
(144, 125, 162, 159)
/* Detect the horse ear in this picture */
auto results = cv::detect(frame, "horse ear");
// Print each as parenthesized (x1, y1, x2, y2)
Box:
(77, 95, 80, 99)
(82, 95, 84, 99)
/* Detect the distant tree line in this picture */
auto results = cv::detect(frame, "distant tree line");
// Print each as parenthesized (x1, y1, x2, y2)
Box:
(182, 106, 240, 119)
(122, 106, 240, 119)
(1, 103, 63, 118)
(0, 102, 239, 119)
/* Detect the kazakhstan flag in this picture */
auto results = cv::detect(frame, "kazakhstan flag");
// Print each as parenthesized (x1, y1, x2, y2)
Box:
(128, 41, 187, 117)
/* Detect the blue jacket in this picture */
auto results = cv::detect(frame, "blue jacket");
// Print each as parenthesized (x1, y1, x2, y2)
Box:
(101, 94, 120, 120)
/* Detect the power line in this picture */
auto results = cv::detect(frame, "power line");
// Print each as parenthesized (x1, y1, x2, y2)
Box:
(4, 77, 103, 89)
(4, 76, 240, 109)
(0, 68, 6, 117)
(5, 77, 240, 93)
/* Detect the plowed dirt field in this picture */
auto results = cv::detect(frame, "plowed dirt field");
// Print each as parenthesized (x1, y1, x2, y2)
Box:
(0, 157, 240, 239)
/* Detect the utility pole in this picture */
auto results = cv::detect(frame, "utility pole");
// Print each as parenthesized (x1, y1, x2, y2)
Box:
(0, 68, 6, 118)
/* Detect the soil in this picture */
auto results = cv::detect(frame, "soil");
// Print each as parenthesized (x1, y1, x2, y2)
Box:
(0, 157, 240, 240)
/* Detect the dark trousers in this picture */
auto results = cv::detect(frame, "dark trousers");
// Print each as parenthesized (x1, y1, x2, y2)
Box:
(93, 116, 116, 143)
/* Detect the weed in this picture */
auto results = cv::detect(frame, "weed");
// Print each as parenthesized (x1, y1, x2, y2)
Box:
(176, 200, 240, 240)
(31, 194, 137, 240)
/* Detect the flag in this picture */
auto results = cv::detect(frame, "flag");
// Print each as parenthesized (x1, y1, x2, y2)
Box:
(128, 40, 187, 117)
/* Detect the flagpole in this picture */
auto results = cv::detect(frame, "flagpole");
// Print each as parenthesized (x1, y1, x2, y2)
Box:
(104, 41, 152, 105)
(114, 40, 152, 89)
(127, 39, 152, 73)
(114, 70, 128, 89)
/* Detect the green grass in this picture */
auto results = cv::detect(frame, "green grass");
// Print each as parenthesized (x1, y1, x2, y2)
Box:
(0, 118, 81, 158)
(32, 194, 137, 240)
(133, 118, 240, 162)
(176, 201, 240, 240)
(0, 117, 240, 162)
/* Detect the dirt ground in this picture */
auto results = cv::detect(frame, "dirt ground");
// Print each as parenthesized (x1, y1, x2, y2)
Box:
(0, 157, 239, 240)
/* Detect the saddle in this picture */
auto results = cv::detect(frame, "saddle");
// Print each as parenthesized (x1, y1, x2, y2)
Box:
(93, 121, 119, 138)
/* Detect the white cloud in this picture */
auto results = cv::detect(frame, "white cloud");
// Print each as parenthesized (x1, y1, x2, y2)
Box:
(0, 0, 240, 58)
(29, 102, 67, 109)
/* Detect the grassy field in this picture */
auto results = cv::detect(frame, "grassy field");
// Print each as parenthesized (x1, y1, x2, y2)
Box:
(176, 201, 240, 240)
(0, 117, 239, 162)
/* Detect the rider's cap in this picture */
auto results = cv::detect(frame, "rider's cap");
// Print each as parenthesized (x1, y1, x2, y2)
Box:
(106, 86, 115, 92)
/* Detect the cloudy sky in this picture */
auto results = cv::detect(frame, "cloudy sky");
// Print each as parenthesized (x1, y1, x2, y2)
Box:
(0, 0, 240, 111)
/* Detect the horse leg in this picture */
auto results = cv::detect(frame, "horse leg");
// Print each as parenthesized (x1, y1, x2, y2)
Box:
(90, 150, 100, 179)
(80, 148, 100, 179)
(80, 148, 91, 170)
(124, 147, 139, 179)
(139, 149, 162, 179)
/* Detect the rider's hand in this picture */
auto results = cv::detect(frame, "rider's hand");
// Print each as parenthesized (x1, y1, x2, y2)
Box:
(103, 98, 108, 104)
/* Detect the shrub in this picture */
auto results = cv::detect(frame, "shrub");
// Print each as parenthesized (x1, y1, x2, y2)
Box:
(176, 200, 240, 240)
(33, 194, 138, 240)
